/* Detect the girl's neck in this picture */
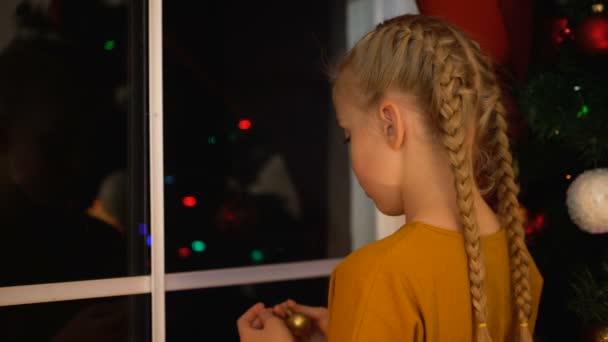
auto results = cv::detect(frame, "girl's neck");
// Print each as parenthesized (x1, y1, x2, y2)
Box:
(400, 157, 501, 236)
(405, 191, 502, 237)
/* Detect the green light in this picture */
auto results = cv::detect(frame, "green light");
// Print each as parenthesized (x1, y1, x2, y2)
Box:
(250, 249, 264, 262)
(104, 40, 116, 51)
(192, 240, 206, 252)
(208, 136, 216, 145)
(577, 105, 589, 118)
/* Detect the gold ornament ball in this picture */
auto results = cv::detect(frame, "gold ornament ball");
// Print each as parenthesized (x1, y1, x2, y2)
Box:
(597, 326, 608, 342)
(592, 3, 605, 13)
(285, 309, 311, 337)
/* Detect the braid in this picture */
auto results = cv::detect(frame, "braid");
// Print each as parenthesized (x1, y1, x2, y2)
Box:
(492, 99, 534, 342)
(430, 42, 493, 342)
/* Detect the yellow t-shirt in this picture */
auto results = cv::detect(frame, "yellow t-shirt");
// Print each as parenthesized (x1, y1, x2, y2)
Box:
(327, 221, 543, 342)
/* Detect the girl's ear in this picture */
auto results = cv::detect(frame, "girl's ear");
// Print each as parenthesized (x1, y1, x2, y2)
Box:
(378, 101, 406, 150)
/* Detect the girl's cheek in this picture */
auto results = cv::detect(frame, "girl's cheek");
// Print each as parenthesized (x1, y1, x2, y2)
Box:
(350, 141, 372, 191)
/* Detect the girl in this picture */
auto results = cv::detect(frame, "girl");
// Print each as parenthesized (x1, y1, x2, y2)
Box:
(237, 14, 542, 342)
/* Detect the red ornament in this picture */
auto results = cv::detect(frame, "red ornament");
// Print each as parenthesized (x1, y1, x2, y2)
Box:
(416, 0, 509, 64)
(576, 16, 608, 55)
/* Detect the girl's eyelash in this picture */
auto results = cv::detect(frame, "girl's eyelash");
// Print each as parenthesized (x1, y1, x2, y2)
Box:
(343, 136, 351, 144)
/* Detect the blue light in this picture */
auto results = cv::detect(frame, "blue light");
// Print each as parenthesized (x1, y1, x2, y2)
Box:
(138, 223, 148, 236)
(164, 175, 175, 185)
(146, 235, 152, 247)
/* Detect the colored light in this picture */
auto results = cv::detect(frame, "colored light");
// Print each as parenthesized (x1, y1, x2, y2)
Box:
(165, 175, 175, 185)
(534, 214, 545, 230)
(208, 136, 216, 145)
(183, 196, 197, 207)
(146, 235, 152, 246)
(178, 247, 191, 258)
(566, 174, 572, 180)
(238, 119, 252, 130)
(251, 249, 264, 262)
(577, 105, 589, 118)
(192, 240, 206, 252)
(563, 27, 571, 35)
(104, 40, 116, 51)
(592, 3, 605, 13)
(138, 223, 148, 236)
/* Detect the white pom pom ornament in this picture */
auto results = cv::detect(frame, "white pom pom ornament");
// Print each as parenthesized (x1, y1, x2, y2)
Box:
(566, 168, 608, 234)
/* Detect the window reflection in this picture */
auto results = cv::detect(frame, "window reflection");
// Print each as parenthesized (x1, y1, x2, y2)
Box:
(163, 0, 350, 272)
(0, 0, 145, 286)
(0, 295, 150, 341)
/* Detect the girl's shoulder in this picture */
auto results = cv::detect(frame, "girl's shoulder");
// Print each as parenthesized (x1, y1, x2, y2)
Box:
(333, 222, 430, 281)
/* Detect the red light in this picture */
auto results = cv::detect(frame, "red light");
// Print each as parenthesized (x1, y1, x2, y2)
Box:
(178, 247, 191, 258)
(182, 196, 197, 207)
(535, 214, 545, 229)
(238, 119, 252, 130)
(525, 224, 534, 235)
(563, 27, 572, 35)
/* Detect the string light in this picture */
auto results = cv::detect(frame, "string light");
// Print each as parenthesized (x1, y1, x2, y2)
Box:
(238, 119, 252, 130)
(146, 235, 152, 247)
(182, 196, 197, 207)
(165, 175, 175, 185)
(577, 105, 589, 118)
(566, 174, 573, 180)
(138, 223, 148, 236)
(592, 3, 605, 13)
(104, 40, 116, 51)
(178, 247, 191, 258)
(208, 136, 216, 145)
(574, 86, 589, 118)
(251, 249, 264, 263)
(192, 240, 206, 252)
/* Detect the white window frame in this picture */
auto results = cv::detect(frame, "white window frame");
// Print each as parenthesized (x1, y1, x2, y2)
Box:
(0, 1, 417, 341)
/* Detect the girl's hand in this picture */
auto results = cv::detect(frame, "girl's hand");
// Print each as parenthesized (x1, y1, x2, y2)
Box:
(237, 303, 296, 342)
(273, 299, 328, 341)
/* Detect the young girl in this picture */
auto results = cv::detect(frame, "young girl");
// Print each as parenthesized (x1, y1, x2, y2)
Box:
(237, 14, 542, 342)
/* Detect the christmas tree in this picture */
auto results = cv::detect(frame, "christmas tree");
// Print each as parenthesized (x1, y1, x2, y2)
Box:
(515, 1, 608, 341)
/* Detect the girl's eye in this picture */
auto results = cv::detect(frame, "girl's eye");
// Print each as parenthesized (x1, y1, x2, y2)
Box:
(343, 136, 351, 144)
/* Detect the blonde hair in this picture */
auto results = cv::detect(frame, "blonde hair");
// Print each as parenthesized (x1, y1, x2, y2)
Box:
(333, 15, 533, 342)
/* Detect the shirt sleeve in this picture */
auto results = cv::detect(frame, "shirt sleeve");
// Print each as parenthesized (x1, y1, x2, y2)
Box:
(328, 264, 424, 342)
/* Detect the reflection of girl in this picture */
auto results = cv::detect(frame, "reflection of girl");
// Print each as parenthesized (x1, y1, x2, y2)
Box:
(238, 14, 542, 342)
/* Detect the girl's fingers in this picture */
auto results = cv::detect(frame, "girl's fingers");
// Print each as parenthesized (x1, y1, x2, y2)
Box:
(257, 308, 275, 323)
(287, 300, 326, 320)
(251, 317, 263, 329)
(272, 301, 291, 318)
(237, 303, 265, 332)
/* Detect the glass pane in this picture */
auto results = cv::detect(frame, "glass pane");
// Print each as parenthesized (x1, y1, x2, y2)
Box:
(163, 1, 350, 272)
(0, 0, 149, 286)
(0, 294, 150, 342)
(167, 277, 329, 341)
